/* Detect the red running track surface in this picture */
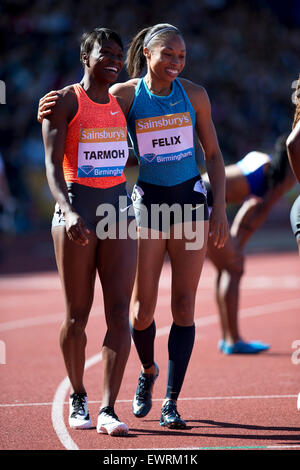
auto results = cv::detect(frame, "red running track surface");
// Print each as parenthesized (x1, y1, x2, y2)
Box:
(0, 252, 300, 452)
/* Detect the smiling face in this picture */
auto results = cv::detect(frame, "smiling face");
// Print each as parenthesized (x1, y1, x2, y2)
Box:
(144, 33, 186, 84)
(84, 38, 124, 84)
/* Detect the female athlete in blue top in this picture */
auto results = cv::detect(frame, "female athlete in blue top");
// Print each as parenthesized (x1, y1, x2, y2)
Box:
(38, 23, 229, 429)
(113, 24, 228, 429)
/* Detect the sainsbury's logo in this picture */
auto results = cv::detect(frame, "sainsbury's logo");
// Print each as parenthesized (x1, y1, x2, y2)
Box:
(136, 112, 191, 133)
(80, 127, 126, 142)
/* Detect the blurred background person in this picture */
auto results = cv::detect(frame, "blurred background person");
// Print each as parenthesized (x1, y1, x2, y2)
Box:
(286, 74, 300, 411)
(202, 134, 295, 353)
(0, 150, 17, 235)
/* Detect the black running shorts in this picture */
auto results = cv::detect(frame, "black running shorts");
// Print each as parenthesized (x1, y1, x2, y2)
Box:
(132, 175, 209, 233)
(52, 182, 135, 232)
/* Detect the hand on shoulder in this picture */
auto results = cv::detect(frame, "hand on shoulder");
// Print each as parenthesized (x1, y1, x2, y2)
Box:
(38, 85, 77, 123)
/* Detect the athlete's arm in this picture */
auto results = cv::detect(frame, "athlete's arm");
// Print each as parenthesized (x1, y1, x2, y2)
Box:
(231, 173, 295, 248)
(42, 88, 90, 246)
(182, 80, 229, 248)
(287, 121, 300, 183)
(109, 79, 137, 117)
(110, 80, 139, 170)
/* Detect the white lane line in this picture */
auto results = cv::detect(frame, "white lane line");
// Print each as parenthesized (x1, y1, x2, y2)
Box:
(237, 298, 300, 319)
(159, 275, 300, 290)
(1, 395, 297, 408)
(0, 277, 61, 290)
(1, 297, 299, 333)
(0, 313, 65, 331)
(1, 275, 300, 291)
(51, 375, 78, 450)
(0, 308, 104, 332)
(51, 353, 102, 451)
(51, 297, 300, 451)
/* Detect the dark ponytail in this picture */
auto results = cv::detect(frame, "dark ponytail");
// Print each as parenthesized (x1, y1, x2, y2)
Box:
(126, 23, 181, 78)
(126, 27, 151, 78)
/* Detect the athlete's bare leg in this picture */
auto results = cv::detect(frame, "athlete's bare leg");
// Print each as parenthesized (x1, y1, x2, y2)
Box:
(97, 221, 137, 408)
(167, 221, 209, 326)
(206, 234, 244, 344)
(52, 225, 98, 394)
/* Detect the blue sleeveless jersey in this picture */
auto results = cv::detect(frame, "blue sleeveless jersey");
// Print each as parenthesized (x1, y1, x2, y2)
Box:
(127, 78, 200, 186)
(236, 151, 272, 197)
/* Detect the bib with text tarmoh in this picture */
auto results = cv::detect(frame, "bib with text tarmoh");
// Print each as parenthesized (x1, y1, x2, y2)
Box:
(77, 127, 128, 178)
(135, 112, 193, 165)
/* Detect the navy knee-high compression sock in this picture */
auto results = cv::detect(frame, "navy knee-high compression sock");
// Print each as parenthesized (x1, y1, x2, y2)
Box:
(130, 320, 156, 370)
(165, 322, 195, 401)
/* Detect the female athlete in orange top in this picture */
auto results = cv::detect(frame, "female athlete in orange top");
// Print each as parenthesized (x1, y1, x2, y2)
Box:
(42, 28, 137, 436)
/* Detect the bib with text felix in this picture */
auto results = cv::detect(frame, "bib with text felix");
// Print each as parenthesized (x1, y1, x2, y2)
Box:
(135, 112, 193, 165)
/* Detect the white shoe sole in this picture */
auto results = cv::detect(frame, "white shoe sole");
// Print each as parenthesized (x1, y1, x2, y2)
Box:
(97, 422, 129, 436)
(69, 418, 91, 429)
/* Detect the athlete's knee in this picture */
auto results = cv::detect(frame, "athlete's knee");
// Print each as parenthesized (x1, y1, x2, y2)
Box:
(64, 313, 89, 337)
(131, 300, 154, 329)
(106, 299, 130, 330)
(225, 252, 245, 278)
(171, 293, 195, 325)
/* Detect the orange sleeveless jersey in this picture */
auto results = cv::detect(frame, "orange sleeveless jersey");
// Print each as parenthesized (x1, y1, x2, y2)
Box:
(63, 83, 128, 188)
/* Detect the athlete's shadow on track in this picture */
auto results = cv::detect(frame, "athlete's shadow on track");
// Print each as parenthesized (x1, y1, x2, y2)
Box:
(259, 352, 298, 357)
(129, 426, 196, 437)
(85, 426, 137, 438)
(184, 419, 300, 444)
(130, 420, 300, 444)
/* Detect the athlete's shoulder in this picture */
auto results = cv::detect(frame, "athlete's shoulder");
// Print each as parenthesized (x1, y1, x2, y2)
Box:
(46, 84, 77, 122)
(178, 78, 210, 111)
(54, 84, 76, 101)
(110, 79, 139, 116)
(50, 84, 77, 110)
(178, 78, 207, 95)
(110, 78, 139, 98)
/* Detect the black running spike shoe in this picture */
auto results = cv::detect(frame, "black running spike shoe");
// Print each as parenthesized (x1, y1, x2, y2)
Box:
(160, 399, 186, 429)
(132, 363, 159, 418)
(68, 392, 91, 429)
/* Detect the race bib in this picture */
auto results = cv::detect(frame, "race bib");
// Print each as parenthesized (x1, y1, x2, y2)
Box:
(135, 112, 193, 165)
(193, 179, 207, 197)
(77, 127, 128, 178)
(131, 184, 144, 203)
